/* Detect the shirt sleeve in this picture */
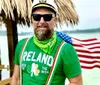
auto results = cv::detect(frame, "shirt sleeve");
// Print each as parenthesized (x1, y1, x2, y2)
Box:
(61, 43, 82, 78)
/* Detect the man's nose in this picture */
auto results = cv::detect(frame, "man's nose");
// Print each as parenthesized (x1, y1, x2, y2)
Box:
(39, 17, 45, 23)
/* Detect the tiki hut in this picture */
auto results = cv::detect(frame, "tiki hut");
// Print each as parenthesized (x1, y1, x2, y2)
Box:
(0, 0, 79, 82)
(0, 0, 32, 78)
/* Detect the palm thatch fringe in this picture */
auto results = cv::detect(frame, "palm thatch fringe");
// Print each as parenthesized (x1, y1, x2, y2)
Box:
(54, 0, 79, 25)
(0, 0, 78, 26)
(0, 0, 14, 19)
(11, 0, 32, 20)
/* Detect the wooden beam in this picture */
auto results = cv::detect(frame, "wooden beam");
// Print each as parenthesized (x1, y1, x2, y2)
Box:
(0, 65, 9, 70)
(0, 65, 5, 70)
(0, 78, 11, 85)
(5, 18, 18, 77)
(0, 57, 1, 80)
(6, 19, 14, 77)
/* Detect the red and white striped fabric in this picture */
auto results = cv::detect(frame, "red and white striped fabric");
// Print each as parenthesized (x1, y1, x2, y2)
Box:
(72, 38, 100, 69)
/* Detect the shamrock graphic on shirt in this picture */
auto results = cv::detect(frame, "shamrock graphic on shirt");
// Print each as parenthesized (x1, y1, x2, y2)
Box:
(31, 63, 40, 76)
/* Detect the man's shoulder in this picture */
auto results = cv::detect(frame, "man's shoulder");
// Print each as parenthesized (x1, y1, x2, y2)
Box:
(57, 40, 75, 55)
(57, 35, 72, 46)
(56, 36, 74, 53)
(56, 31, 72, 44)
(18, 36, 33, 44)
(18, 38, 28, 44)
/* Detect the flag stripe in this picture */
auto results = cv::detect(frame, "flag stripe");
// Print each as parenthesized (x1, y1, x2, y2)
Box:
(73, 38, 100, 69)
(77, 52, 100, 57)
(80, 62, 100, 66)
(76, 49, 100, 53)
(74, 47, 100, 52)
(73, 43, 100, 48)
(81, 65, 100, 69)
(74, 38, 97, 42)
(73, 38, 100, 45)
(56, 31, 100, 69)
(78, 54, 100, 59)
(79, 57, 100, 62)
(80, 60, 100, 64)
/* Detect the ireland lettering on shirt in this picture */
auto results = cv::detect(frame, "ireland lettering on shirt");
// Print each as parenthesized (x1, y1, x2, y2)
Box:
(22, 51, 54, 67)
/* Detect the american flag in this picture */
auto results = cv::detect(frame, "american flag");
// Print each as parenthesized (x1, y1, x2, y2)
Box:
(56, 31, 100, 69)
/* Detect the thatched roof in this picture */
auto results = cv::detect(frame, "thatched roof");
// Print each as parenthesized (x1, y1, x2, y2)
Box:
(0, 0, 79, 26)
(0, 0, 32, 26)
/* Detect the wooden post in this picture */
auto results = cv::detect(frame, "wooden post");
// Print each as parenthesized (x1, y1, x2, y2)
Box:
(0, 78, 11, 85)
(0, 52, 1, 80)
(6, 18, 18, 77)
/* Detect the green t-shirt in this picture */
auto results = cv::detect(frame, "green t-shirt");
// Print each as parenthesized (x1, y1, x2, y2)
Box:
(14, 36, 81, 85)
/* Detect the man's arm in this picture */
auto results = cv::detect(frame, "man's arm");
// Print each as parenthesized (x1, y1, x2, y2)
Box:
(68, 74, 83, 85)
(10, 65, 20, 85)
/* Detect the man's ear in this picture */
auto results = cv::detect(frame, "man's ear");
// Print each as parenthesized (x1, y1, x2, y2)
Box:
(53, 17, 57, 28)
(54, 17, 57, 23)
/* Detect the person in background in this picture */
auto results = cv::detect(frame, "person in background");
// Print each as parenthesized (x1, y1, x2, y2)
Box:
(10, 0, 83, 85)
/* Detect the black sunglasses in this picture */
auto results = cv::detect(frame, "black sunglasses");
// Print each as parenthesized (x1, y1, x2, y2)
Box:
(32, 14, 54, 21)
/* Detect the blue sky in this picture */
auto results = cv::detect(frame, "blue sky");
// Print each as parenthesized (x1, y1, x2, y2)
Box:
(71, 0, 100, 30)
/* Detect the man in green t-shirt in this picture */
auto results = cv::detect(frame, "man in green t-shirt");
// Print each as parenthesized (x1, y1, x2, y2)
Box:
(10, 0, 83, 85)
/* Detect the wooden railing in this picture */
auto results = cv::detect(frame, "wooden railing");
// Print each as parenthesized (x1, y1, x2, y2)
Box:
(0, 65, 10, 85)
(0, 78, 11, 85)
(0, 65, 9, 70)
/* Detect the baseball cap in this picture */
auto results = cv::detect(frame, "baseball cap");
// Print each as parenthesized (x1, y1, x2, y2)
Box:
(32, 0, 57, 15)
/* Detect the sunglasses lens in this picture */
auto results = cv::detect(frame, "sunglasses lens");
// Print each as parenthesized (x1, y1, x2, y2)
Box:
(43, 14, 52, 21)
(32, 14, 53, 21)
(32, 14, 41, 21)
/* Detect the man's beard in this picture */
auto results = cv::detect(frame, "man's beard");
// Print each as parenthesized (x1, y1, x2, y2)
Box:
(34, 27, 53, 41)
